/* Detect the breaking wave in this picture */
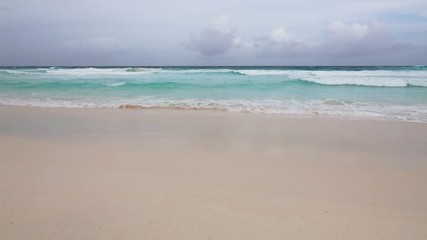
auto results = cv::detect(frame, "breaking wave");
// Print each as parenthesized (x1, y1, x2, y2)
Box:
(1, 66, 426, 122)
(106, 82, 126, 87)
(1, 67, 426, 87)
(1, 98, 426, 122)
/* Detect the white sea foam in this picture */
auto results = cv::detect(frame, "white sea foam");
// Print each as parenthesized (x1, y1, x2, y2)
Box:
(174, 69, 427, 87)
(2, 67, 425, 122)
(45, 67, 158, 76)
(2, 67, 426, 87)
(106, 82, 126, 87)
(1, 68, 48, 74)
(2, 97, 426, 123)
(4, 67, 162, 77)
(288, 70, 427, 87)
(235, 70, 427, 87)
(236, 70, 291, 76)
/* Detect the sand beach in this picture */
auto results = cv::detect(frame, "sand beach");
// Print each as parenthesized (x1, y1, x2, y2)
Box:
(1, 106, 426, 239)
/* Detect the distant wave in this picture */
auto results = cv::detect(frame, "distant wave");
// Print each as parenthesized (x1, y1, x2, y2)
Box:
(106, 82, 126, 87)
(172, 69, 244, 75)
(410, 65, 427, 70)
(235, 70, 291, 75)
(0, 80, 201, 90)
(1, 67, 427, 88)
(47, 67, 156, 76)
(0, 69, 48, 74)
(125, 67, 162, 72)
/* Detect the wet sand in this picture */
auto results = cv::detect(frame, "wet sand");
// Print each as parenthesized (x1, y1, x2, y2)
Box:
(1, 106, 427, 239)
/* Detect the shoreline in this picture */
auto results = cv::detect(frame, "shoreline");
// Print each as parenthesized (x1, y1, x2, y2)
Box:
(1, 105, 427, 239)
(1, 104, 426, 124)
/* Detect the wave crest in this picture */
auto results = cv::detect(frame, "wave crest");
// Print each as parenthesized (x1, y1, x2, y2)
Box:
(106, 82, 125, 87)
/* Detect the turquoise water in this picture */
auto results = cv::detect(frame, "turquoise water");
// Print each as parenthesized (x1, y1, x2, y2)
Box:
(1, 66, 427, 122)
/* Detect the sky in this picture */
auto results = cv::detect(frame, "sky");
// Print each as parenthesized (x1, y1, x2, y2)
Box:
(0, 0, 426, 66)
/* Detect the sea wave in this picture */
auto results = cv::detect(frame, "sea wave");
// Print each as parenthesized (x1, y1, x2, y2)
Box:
(47, 67, 159, 76)
(125, 67, 162, 72)
(234, 70, 427, 87)
(288, 71, 427, 87)
(106, 82, 126, 87)
(1, 98, 426, 122)
(410, 65, 427, 70)
(1, 67, 426, 87)
(173, 69, 244, 75)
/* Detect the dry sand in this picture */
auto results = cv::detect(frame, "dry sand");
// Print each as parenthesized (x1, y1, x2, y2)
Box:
(1, 106, 427, 239)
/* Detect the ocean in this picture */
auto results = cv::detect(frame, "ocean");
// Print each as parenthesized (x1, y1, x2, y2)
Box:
(1, 66, 426, 122)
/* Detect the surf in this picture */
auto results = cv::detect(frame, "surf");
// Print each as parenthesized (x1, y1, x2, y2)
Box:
(1, 66, 426, 122)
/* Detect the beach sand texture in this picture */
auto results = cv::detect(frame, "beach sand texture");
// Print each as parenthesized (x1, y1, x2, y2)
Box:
(1, 106, 427, 239)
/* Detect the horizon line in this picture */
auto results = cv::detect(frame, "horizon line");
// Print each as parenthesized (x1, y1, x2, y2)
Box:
(1, 65, 425, 68)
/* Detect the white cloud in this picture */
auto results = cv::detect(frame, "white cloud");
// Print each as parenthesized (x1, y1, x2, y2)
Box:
(249, 21, 395, 59)
(253, 27, 306, 57)
(1, 0, 427, 65)
(268, 27, 297, 44)
(185, 15, 241, 56)
(321, 21, 392, 56)
(325, 21, 369, 41)
(58, 37, 125, 64)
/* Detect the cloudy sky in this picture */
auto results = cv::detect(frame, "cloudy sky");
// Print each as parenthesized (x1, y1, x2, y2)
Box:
(0, 0, 426, 66)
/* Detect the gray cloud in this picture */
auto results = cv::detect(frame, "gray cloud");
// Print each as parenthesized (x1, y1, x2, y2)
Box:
(0, 0, 426, 65)
(56, 37, 124, 64)
(185, 15, 241, 56)
(251, 21, 394, 58)
(243, 20, 427, 65)
(253, 27, 308, 58)
(320, 21, 392, 56)
(63, 37, 120, 51)
(317, 21, 427, 65)
(0, 5, 10, 12)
